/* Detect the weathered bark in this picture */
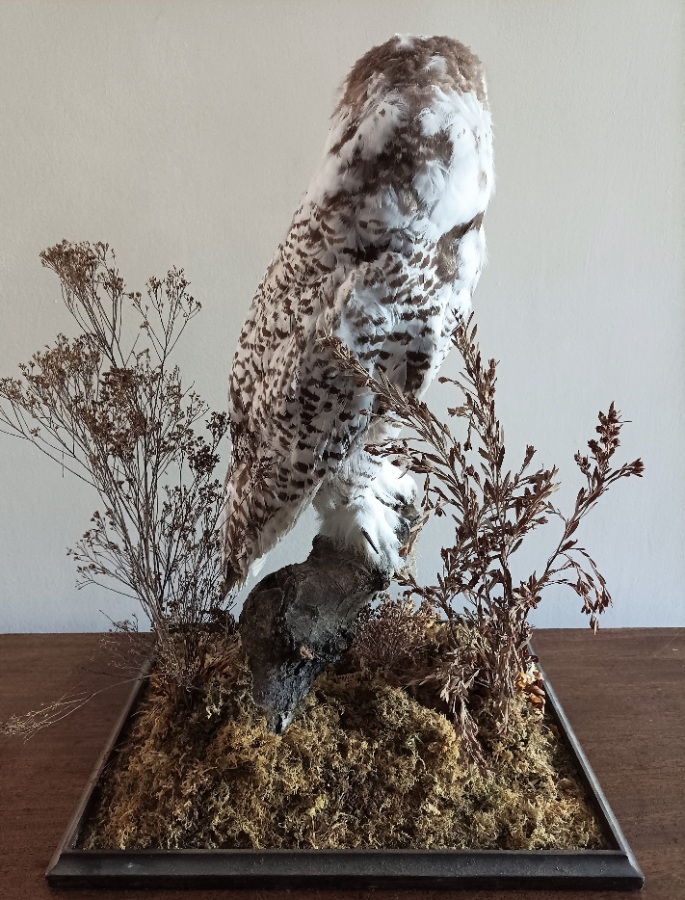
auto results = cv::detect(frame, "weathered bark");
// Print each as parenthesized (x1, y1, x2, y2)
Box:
(239, 536, 389, 732)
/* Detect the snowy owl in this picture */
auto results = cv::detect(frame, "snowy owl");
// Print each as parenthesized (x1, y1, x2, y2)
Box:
(222, 34, 493, 593)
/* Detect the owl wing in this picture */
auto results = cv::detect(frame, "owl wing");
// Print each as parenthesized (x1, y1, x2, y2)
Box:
(223, 222, 408, 584)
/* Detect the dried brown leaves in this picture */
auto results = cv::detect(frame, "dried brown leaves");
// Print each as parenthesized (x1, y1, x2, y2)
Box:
(323, 316, 643, 757)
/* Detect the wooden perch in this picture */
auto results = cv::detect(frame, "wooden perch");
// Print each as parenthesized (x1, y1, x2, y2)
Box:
(239, 536, 390, 733)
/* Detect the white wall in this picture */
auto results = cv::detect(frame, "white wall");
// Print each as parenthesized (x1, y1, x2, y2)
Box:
(0, 0, 682, 632)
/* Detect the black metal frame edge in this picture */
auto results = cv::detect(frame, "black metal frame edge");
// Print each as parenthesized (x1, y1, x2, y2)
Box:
(46, 653, 644, 891)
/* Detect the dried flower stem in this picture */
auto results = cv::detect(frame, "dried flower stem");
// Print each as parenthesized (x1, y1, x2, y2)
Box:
(0, 242, 234, 701)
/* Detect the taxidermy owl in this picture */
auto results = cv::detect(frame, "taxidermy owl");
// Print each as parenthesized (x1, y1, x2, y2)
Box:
(222, 34, 493, 592)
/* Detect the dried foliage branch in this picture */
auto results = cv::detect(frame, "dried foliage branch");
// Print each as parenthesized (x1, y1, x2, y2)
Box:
(321, 317, 643, 756)
(0, 242, 233, 703)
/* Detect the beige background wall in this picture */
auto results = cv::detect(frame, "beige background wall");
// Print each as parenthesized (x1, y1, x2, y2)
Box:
(0, 0, 682, 632)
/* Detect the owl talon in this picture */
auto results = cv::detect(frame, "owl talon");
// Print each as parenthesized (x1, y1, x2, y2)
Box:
(361, 528, 380, 554)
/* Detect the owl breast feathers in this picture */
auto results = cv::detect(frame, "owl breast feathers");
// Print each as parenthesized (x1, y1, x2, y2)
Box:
(222, 33, 493, 590)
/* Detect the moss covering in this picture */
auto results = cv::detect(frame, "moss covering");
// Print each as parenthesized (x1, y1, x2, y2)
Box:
(82, 634, 607, 852)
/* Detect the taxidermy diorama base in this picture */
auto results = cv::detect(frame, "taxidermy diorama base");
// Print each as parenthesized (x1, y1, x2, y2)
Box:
(45, 629, 644, 892)
(0, 32, 646, 892)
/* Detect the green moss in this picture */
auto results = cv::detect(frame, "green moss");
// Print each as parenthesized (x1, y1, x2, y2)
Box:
(82, 635, 607, 852)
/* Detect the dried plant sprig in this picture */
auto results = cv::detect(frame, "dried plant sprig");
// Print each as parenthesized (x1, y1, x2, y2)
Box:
(1, 690, 108, 739)
(0, 242, 234, 700)
(350, 593, 435, 674)
(411, 649, 487, 767)
(538, 402, 645, 630)
(321, 316, 643, 754)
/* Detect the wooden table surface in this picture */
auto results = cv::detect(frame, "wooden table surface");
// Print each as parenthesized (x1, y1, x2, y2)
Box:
(0, 629, 682, 900)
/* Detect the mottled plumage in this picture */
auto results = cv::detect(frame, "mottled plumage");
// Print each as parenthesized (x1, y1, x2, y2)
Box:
(223, 34, 493, 588)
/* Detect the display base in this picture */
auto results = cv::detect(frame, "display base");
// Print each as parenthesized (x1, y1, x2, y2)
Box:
(46, 655, 644, 892)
